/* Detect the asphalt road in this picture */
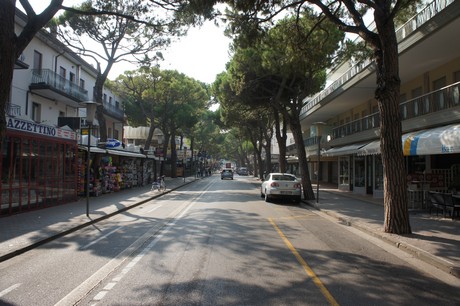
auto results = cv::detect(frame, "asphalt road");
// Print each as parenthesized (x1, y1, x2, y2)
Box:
(0, 175, 459, 305)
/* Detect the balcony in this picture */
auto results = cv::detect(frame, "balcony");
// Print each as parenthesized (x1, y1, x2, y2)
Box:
(7, 104, 21, 117)
(300, 0, 459, 124)
(102, 102, 124, 121)
(329, 82, 460, 141)
(29, 69, 88, 106)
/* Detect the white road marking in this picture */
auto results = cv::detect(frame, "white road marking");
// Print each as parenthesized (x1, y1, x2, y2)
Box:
(81, 227, 123, 249)
(88, 185, 212, 305)
(56, 183, 214, 306)
(82, 204, 165, 249)
(0, 283, 21, 298)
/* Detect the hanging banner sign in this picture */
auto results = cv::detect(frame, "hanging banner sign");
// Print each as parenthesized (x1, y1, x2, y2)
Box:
(7, 116, 77, 140)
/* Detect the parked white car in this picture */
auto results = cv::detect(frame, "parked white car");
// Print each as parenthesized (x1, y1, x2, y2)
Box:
(261, 173, 302, 204)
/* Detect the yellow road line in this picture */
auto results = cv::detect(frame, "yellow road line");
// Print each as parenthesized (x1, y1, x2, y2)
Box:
(271, 213, 318, 221)
(268, 217, 339, 306)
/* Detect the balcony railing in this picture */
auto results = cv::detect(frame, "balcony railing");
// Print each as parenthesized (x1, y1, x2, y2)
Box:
(103, 102, 124, 120)
(7, 104, 21, 117)
(330, 82, 460, 140)
(400, 81, 460, 120)
(301, 0, 455, 116)
(31, 69, 88, 101)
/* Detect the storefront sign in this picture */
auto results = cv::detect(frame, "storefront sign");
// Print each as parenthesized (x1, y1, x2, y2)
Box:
(7, 116, 77, 140)
(106, 138, 122, 148)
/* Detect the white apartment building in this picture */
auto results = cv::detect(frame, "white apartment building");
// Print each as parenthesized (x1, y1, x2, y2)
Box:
(1, 9, 144, 216)
(294, 0, 460, 203)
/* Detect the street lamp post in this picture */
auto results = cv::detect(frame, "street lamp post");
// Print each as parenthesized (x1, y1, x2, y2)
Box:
(316, 135, 322, 204)
(183, 146, 187, 182)
(81, 101, 98, 217)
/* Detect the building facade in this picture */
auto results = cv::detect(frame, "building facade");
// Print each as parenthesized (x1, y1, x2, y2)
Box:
(295, 0, 460, 203)
(1, 9, 140, 216)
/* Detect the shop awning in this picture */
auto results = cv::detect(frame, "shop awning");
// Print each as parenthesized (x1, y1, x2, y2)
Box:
(402, 124, 460, 156)
(79, 146, 107, 154)
(145, 153, 161, 160)
(322, 143, 368, 157)
(357, 140, 381, 156)
(107, 149, 146, 158)
(356, 124, 460, 156)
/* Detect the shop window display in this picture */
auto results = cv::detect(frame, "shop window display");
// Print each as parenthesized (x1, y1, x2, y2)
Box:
(1, 133, 78, 215)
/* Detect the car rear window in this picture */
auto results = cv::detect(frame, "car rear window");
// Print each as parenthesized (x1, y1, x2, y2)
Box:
(272, 175, 296, 181)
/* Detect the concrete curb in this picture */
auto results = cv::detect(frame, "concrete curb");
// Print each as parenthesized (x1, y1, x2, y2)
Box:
(0, 179, 198, 263)
(301, 200, 460, 279)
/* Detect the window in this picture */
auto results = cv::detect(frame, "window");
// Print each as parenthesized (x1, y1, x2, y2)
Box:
(400, 93, 408, 119)
(59, 66, 66, 78)
(453, 71, 460, 105)
(411, 87, 423, 115)
(339, 156, 350, 186)
(433, 77, 446, 110)
(103, 93, 107, 103)
(70, 72, 75, 84)
(354, 156, 365, 188)
(59, 67, 66, 90)
(80, 79, 85, 89)
(109, 96, 112, 106)
(353, 113, 360, 132)
(32, 102, 41, 122)
(33, 51, 42, 70)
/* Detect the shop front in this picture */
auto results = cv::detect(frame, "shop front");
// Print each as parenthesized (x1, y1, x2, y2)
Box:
(357, 123, 460, 199)
(77, 141, 148, 196)
(323, 143, 368, 192)
(1, 116, 78, 216)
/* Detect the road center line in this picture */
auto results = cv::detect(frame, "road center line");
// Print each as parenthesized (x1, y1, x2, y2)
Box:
(268, 217, 339, 306)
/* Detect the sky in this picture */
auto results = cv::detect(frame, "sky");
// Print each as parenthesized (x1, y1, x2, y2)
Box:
(138, 21, 231, 84)
(25, 1, 232, 84)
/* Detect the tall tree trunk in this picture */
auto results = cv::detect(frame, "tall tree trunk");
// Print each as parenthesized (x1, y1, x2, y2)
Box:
(0, 2, 15, 139)
(375, 10, 411, 234)
(94, 74, 108, 143)
(274, 110, 287, 173)
(144, 123, 156, 151)
(291, 120, 315, 200)
(170, 129, 177, 178)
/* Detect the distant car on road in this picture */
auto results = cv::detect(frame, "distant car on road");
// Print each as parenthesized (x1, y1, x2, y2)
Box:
(221, 169, 234, 180)
(238, 167, 248, 176)
(261, 173, 301, 203)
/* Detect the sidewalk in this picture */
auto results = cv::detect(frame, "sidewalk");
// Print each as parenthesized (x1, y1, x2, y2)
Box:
(1, 177, 459, 280)
(305, 185, 460, 279)
(0, 176, 197, 262)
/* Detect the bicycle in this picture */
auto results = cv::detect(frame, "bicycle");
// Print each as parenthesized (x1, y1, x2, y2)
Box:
(151, 175, 166, 192)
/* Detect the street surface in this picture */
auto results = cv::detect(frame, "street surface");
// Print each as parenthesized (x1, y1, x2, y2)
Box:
(1, 175, 459, 305)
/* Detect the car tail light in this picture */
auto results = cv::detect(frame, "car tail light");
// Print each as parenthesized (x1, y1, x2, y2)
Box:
(294, 183, 301, 189)
(270, 182, 279, 187)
